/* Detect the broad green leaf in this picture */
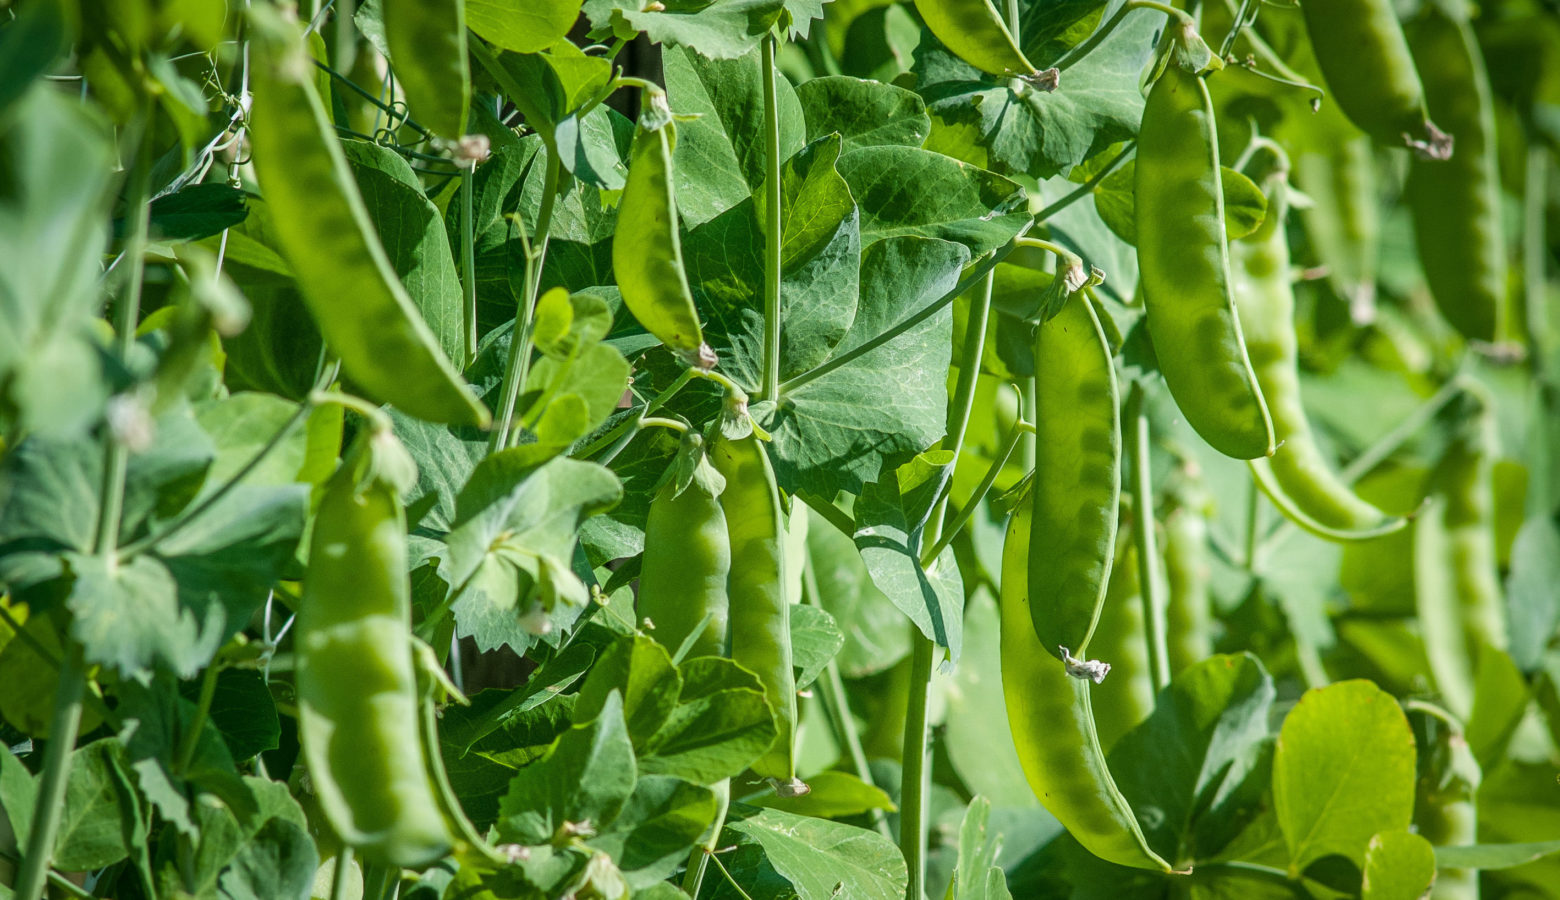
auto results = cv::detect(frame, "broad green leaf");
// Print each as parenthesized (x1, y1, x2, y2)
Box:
(1110, 653, 1276, 863)
(217, 817, 320, 900)
(193, 392, 311, 489)
(855, 451, 965, 657)
(341, 140, 467, 368)
(0, 86, 115, 438)
(0, 745, 35, 850)
(1466, 646, 1528, 770)
(555, 102, 634, 190)
(181, 669, 280, 763)
(1273, 679, 1416, 875)
(584, 776, 717, 888)
(664, 45, 807, 227)
(136, 182, 249, 244)
(498, 690, 637, 845)
(0, 1, 70, 117)
(806, 504, 911, 677)
(54, 740, 135, 871)
(1017, 0, 1109, 66)
(0, 610, 105, 739)
(469, 0, 582, 52)
(1361, 830, 1435, 900)
(714, 806, 908, 900)
(574, 635, 684, 752)
(943, 595, 1036, 808)
(946, 796, 1013, 900)
(1506, 515, 1560, 670)
(1435, 839, 1560, 870)
(65, 553, 212, 679)
(796, 76, 931, 152)
(616, 0, 787, 61)
(382, 0, 469, 139)
(161, 775, 312, 898)
(836, 147, 1028, 256)
(752, 770, 895, 819)
(789, 603, 844, 690)
(763, 236, 968, 497)
(438, 692, 578, 829)
(490, 42, 612, 147)
(640, 656, 778, 784)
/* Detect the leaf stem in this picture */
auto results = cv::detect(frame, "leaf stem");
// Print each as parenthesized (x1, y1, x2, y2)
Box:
(328, 847, 355, 900)
(1032, 141, 1134, 223)
(577, 369, 696, 461)
(920, 418, 1025, 567)
(0, 850, 92, 899)
(462, 160, 479, 367)
(14, 646, 87, 900)
(175, 659, 223, 774)
(760, 33, 784, 403)
(1126, 381, 1170, 693)
(899, 635, 934, 900)
(707, 846, 757, 900)
(680, 779, 730, 897)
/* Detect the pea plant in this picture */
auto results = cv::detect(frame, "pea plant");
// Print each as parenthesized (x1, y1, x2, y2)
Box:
(5, 0, 1560, 898)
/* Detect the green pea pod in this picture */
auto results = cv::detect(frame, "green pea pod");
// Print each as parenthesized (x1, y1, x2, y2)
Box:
(297, 431, 454, 868)
(1088, 532, 1154, 754)
(1028, 291, 1120, 660)
(1411, 714, 1479, 900)
(1233, 165, 1404, 541)
(1293, 137, 1380, 325)
(912, 0, 1037, 76)
(382, 0, 469, 140)
(638, 432, 731, 660)
(1136, 64, 1276, 461)
(614, 86, 715, 369)
(710, 432, 804, 794)
(1298, 0, 1452, 157)
(247, 12, 488, 427)
(1163, 480, 1213, 678)
(1001, 504, 1175, 872)
(1404, 1, 1507, 343)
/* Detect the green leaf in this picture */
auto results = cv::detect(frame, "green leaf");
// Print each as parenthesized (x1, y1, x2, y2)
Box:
(796, 76, 931, 153)
(180, 669, 280, 763)
(490, 42, 612, 147)
(836, 147, 1028, 256)
(498, 690, 638, 845)
(1435, 839, 1560, 870)
(574, 635, 684, 753)
(0, 1, 70, 117)
(585, 776, 718, 888)
(763, 236, 968, 497)
(54, 740, 136, 871)
(1273, 679, 1416, 874)
(947, 796, 1013, 900)
(639, 656, 778, 784)
(715, 806, 908, 900)
(134, 183, 250, 244)
(751, 770, 895, 819)
(193, 392, 312, 489)
(805, 505, 911, 677)
(65, 553, 212, 679)
(855, 451, 965, 658)
(439, 691, 578, 830)
(1109, 653, 1276, 863)
(1361, 830, 1435, 900)
(216, 817, 320, 900)
(469, 0, 582, 52)
(789, 603, 843, 690)
(616, 0, 787, 61)
(1506, 515, 1560, 670)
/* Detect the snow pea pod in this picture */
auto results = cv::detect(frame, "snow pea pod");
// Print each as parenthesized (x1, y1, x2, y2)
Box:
(613, 86, 715, 369)
(296, 430, 454, 868)
(1404, 0, 1506, 343)
(1088, 531, 1154, 753)
(1028, 291, 1120, 660)
(382, 0, 469, 140)
(1136, 63, 1276, 461)
(1298, 0, 1452, 157)
(1232, 161, 1404, 541)
(912, 0, 1037, 76)
(710, 431, 804, 794)
(1293, 137, 1380, 325)
(246, 13, 488, 427)
(638, 432, 731, 660)
(1163, 479, 1213, 677)
(1001, 504, 1175, 872)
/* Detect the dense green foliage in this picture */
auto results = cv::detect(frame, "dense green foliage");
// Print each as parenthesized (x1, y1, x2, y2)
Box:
(2, 1, 1560, 899)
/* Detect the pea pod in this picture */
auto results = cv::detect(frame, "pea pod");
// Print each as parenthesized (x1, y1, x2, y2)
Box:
(1232, 161, 1405, 541)
(382, 0, 469, 140)
(246, 11, 488, 427)
(1001, 504, 1175, 872)
(1298, 0, 1452, 157)
(1028, 291, 1120, 659)
(1293, 137, 1380, 325)
(1136, 63, 1276, 461)
(613, 86, 715, 369)
(912, 0, 1037, 76)
(1088, 531, 1154, 753)
(1404, 0, 1507, 343)
(1163, 479, 1213, 677)
(638, 433, 731, 660)
(296, 430, 454, 868)
(709, 431, 804, 794)
(1410, 713, 1479, 900)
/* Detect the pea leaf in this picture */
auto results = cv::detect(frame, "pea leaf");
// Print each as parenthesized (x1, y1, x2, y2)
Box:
(1506, 515, 1560, 670)
(639, 657, 779, 785)
(1273, 679, 1416, 875)
(796, 76, 931, 153)
(584, 776, 718, 889)
(1361, 830, 1435, 900)
(179, 669, 280, 763)
(751, 770, 896, 819)
(805, 505, 912, 677)
(836, 146, 1029, 256)
(947, 796, 1014, 900)
(574, 635, 684, 752)
(611, 0, 787, 61)
(1435, 839, 1560, 870)
(468, 0, 582, 53)
(788, 603, 843, 690)
(497, 690, 638, 845)
(709, 806, 908, 900)
(438, 692, 578, 830)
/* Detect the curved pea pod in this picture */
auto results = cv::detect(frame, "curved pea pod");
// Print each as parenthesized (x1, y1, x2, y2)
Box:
(613, 86, 715, 370)
(246, 13, 488, 428)
(912, 0, 1037, 77)
(638, 432, 731, 660)
(1028, 291, 1120, 660)
(1293, 137, 1380, 325)
(1088, 532, 1155, 754)
(710, 432, 804, 794)
(296, 431, 454, 868)
(1232, 169, 1405, 541)
(1404, 2, 1507, 343)
(1412, 716, 1480, 900)
(1136, 64, 1276, 461)
(382, 0, 469, 140)
(1001, 505, 1175, 872)
(1298, 0, 1452, 157)
(1163, 481, 1213, 677)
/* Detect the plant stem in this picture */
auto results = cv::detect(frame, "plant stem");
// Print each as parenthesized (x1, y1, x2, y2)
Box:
(1032, 142, 1134, 223)
(462, 161, 479, 368)
(1125, 382, 1169, 694)
(707, 847, 757, 900)
(899, 635, 934, 900)
(760, 33, 784, 403)
(175, 660, 223, 774)
(680, 779, 730, 898)
(782, 240, 1018, 395)
(329, 847, 356, 900)
(0, 850, 92, 899)
(14, 646, 87, 900)
(1217, 0, 1260, 58)
(797, 490, 856, 539)
(577, 368, 696, 460)
(921, 421, 1025, 568)
(488, 150, 561, 453)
